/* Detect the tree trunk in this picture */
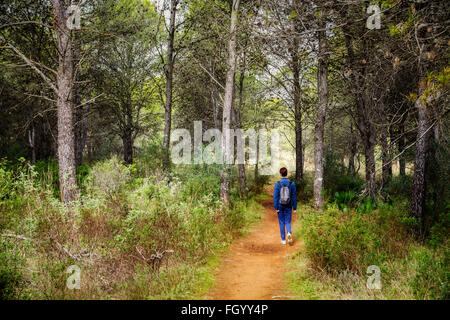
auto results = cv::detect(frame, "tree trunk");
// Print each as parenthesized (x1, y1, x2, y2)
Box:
(291, 42, 303, 182)
(220, 0, 240, 207)
(123, 103, 134, 166)
(74, 37, 85, 167)
(348, 123, 356, 175)
(313, 10, 328, 210)
(398, 116, 406, 176)
(344, 31, 376, 198)
(28, 121, 36, 165)
(364, 131, 376, 198)
(380, 106, 392, 187)
(52, 0, 78, 203)
(210, 62, 220, 129)
(234, 60, 247, 197)
(122, 131, 134, 166)
(255, 124, 259, 180)
(410, 79, 429, 235)
(162, 0, 178, 170)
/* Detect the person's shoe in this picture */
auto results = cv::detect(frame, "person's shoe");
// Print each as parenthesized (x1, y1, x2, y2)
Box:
(287, 233, 293, 245)
(281, 240, 286, 245)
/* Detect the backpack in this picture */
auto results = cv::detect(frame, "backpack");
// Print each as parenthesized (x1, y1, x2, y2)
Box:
(278, 180, 292, 206)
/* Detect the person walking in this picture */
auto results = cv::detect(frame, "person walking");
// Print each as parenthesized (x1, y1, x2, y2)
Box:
(273, 167, 297, 245)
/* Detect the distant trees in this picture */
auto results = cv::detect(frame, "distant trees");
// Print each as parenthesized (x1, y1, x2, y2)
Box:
(0, 0, 448, 234)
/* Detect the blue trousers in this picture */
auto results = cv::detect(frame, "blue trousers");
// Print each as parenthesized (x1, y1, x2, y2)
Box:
(277, 209, 292, 240)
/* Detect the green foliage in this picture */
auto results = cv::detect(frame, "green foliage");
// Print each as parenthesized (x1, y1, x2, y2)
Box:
(135, 140, 164, 176)
(34, 159, 59, 197)
(0, 239, 25, 300)
(384, 175, 412, 201)
(333, 191, 358, 211)
(356, 197, 378, 214)
(323, 150, 364, 202)
(247, 174, 270, 195)
(427, 210, 450, 249)
(0, 156, 265, 299)
(301, 204, 411, 274)
(410, 247, 449, 300)
(85, 156, 132, 198)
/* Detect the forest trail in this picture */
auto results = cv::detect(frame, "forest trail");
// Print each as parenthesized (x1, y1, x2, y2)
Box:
(207, 185, 301, 300)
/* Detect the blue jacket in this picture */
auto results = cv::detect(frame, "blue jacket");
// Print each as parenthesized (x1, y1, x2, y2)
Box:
(273, 178, 297, 211)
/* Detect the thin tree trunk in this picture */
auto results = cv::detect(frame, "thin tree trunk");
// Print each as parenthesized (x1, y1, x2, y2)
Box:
(255, 123, 259, 180)
(348, 123, 356, 175)
(289, 0, 303, 182)
(314, 9, 328, 209)
(410, 79, 430, 235)
(291, 42, 303, 182)
(122, 132, 134, 166)
(162, 0, 178, 170)
(364, 131, 376, 198)
(210, 62, 220, 129)
(52, 0, 78, 203)
(28, 121, 36, 165)
(74, 36, 84, 167)
(380, 105, 392, 186)
(220, 0, 240, 207)
(123, 104, 134, 166)
(398, 116, 406, 176)
(234, 60, 247, 197)
(344, 31, 376, 198)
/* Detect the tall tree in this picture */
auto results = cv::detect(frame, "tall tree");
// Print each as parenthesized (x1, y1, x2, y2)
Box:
(162, 0, 179, 170)
(220, 0, 240, 207)
(51, 0, 79, 202)
(313, 4, 328, 209)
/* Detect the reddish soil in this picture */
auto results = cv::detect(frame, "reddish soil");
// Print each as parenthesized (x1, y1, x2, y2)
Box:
(207, 189, 300, 300)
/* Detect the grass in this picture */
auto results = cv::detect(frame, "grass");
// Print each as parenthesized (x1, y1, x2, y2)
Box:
(0, 157, 268, 300)
(285, 202, 448, 300)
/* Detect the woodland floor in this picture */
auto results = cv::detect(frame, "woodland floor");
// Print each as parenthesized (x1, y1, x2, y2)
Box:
(205, 186, 302, 300)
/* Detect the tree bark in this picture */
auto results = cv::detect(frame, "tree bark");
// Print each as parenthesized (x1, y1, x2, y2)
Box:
(52, 0, 78, 203)
(291, 40, 303, 182)
(220, 0, 240, 207)
(288, 0, 303, 182)
(410, 79, 430, 235)
(398, 115, 407, 176)
(380, 105, 392, 187)
(313, 9, 328, 210)
(348, 123, 356, 175)
(162, 0, 178, 170)
(123, 103, 134, 166)
(74, 36, 85, 168)
(28, 121, 36, 165)
(122, 131, 134, 166)
(234, 59, 247, 198)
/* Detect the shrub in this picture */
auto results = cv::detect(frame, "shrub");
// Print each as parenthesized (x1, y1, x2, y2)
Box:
(323, 150, 364, 198)
(86, 156, 132, 198)
(247, 174, 270, 195)
(384, 175, 412, 200)
(0, 239, 25, 300)
(333, 191, 358, 211)
(301, 204, 411, 274)
(410, 247, 449, 300)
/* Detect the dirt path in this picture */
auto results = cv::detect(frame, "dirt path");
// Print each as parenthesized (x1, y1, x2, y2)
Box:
(207, 187, 300, 300)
